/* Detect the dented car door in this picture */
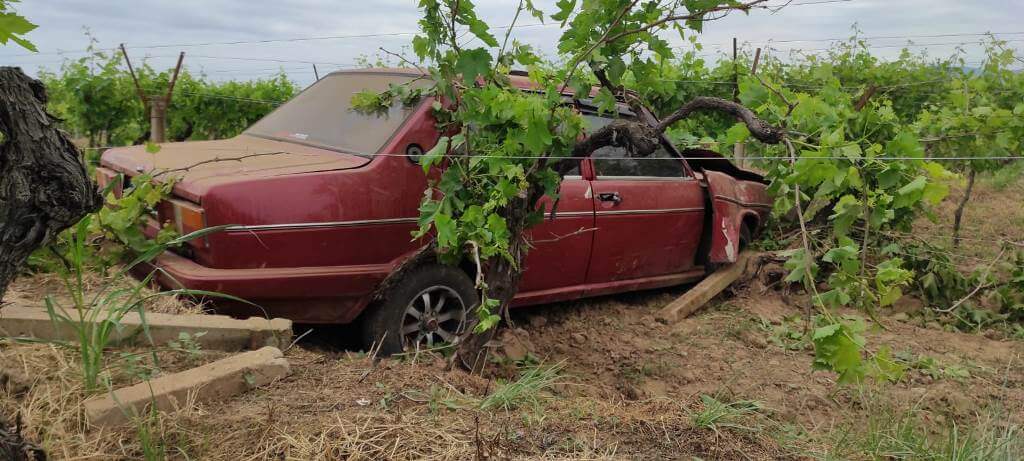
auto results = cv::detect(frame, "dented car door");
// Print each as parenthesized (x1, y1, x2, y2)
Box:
(583, 116, 706, 283)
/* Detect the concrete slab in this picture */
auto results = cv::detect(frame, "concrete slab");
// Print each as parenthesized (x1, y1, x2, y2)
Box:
(84, 346, 290, 427)
(656, 251, 754, 324)
(0, 305, 291, 351)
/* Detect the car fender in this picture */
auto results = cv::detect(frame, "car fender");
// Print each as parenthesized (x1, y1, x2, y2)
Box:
(702, 170, 771, 264)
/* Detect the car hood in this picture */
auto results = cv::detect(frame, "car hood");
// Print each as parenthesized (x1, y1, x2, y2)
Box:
(100, 135, 371, 203)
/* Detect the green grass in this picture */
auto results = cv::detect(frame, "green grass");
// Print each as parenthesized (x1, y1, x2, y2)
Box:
(986, 160, 1024, 191)
(40, 216, 249, 392)
(479, 363, 563, 412)
(408, 362, 564, 415)
(690, 395, 764, 433)
(823, 405, 1023, 460)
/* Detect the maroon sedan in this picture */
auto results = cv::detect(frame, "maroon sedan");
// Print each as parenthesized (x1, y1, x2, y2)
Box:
(98, 68, 771, 354)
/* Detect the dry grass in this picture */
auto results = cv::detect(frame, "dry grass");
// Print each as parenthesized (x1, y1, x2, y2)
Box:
(3, 270, 204, 316)
(0, 338, 227, 460)
(913, 168, 1024, 262)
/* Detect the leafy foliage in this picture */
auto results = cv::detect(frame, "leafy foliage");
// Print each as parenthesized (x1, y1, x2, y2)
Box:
(0, 0, 35, 51)
(39, 214, 233, 392)
(29, 174, 178, 274)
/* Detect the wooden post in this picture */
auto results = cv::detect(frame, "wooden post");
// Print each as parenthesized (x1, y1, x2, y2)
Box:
(733, 44, 762, 169)
(149, 97, 167, 143)
(732, 37, 739, 102)
(120, 43, 148, 106)
(853, 84, 878, 112)
(313, 64, 320, 81)
(119, 46, 185, 145)
(751, 47, 762, 76)
(164, 52, 185, 105)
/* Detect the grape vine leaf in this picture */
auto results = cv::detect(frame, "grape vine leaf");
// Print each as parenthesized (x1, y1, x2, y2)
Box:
(0, 7, 37, 52)
(455, 48, 493, 86)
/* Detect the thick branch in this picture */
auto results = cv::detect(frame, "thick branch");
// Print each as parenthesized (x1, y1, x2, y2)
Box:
(655, 96, 785, 144)
(556, 96, 783, 175)
(556, 120, 661, 176)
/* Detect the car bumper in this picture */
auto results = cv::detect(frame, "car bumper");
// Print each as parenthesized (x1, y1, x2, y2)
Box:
(138, 250, 392, 324)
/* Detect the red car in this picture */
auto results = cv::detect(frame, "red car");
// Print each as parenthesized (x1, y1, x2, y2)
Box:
(98, 68, 771, 353)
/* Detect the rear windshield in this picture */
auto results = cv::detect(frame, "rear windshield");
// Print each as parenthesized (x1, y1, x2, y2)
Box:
(245, 73, 423, 156)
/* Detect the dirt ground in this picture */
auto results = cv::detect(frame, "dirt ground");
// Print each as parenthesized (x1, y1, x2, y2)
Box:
(4, 272, 1022, 460)
(1, 171, 1022, 460)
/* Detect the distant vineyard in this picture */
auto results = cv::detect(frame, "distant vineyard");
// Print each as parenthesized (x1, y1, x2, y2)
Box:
(40, 45, 298, 151)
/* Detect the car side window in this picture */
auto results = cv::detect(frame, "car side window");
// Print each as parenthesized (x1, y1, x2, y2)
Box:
(582, 115, 686, 179)
(591, 145, 684, 178)
(564, 160, 582, 176)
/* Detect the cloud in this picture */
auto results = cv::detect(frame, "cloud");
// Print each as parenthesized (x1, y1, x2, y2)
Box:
(3, 0, 1021, 86)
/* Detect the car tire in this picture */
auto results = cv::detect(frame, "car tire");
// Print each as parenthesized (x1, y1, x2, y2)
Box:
(359, 264, 478, 356)
(739, 223, 752, 251)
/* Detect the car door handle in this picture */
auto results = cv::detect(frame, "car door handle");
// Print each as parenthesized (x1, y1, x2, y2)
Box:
(598, 192, 622, 204)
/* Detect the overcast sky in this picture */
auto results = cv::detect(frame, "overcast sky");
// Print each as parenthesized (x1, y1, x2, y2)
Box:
(3, 0, 1022, 87)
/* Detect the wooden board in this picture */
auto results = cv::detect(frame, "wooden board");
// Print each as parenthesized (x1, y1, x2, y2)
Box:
(656, 251, 754, 324)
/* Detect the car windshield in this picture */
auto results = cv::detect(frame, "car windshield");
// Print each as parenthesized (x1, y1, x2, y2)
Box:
(245, 72, 424, 156)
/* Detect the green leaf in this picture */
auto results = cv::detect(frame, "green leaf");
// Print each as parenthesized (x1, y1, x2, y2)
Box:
(593, 87, 617, 115)
(885, 131, 924, 159)
(877, 168, 902, 189)
(812, 320, 867, 384)
(0, 11, 38, 52)
(893, 176, 927, 209)
(872, 346, 906, 383)
(465, 18, 498, 48)
(434, 213, 457, 248)
(145, 141, 161, 154)
(455, 48, 493, 86)
(921, 182, 948, 205)
(551, 0, 576, 22)
(421, 136, 449, 174)
(723, 123, 750, 146)
(486, 213, 509, 244)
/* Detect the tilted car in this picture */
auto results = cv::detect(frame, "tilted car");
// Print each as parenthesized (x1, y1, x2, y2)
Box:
(98, 68, 772, 354)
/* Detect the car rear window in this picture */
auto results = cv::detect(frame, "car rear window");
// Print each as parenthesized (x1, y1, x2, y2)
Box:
(245, 73, 425, 156)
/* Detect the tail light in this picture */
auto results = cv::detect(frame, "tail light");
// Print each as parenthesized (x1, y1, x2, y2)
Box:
(95, 167, 124, 198)
(158, 199, 206, 237)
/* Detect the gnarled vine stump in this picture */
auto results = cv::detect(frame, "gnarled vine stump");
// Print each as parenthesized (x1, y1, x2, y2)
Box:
(0, 413, 46, 461)
(0, 67, 101, 301)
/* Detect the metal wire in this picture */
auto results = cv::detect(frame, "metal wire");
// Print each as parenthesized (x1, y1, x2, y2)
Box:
(74, 144, 1024, 163)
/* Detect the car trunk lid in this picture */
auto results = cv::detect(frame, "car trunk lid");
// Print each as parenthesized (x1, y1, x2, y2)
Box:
(100, 134, 371, 203)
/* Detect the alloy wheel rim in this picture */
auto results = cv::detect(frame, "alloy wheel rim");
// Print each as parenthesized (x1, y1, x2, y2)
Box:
(401, 285, 466, 350)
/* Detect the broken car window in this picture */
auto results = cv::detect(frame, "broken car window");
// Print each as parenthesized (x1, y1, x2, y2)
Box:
(582, 115, 685, 178)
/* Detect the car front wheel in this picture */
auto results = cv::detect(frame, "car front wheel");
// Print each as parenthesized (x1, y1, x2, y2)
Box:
(359, 265, 478, 356)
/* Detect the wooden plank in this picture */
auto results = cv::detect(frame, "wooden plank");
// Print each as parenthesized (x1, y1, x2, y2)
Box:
(656, 251, 754, 324)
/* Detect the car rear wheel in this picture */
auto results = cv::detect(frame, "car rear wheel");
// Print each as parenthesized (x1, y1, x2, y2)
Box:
(359, 265, 478, 356)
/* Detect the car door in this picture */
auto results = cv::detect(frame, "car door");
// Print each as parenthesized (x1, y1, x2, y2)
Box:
(517, 159, 596, 294)
(583, 114, 706, 284)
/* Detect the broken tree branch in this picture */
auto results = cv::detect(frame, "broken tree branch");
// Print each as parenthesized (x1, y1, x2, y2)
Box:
(656, 96, 785, 143)
(150, 151, 290, 178)
(936, 245, 1007, 314)
(530, 227, 597, 244)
